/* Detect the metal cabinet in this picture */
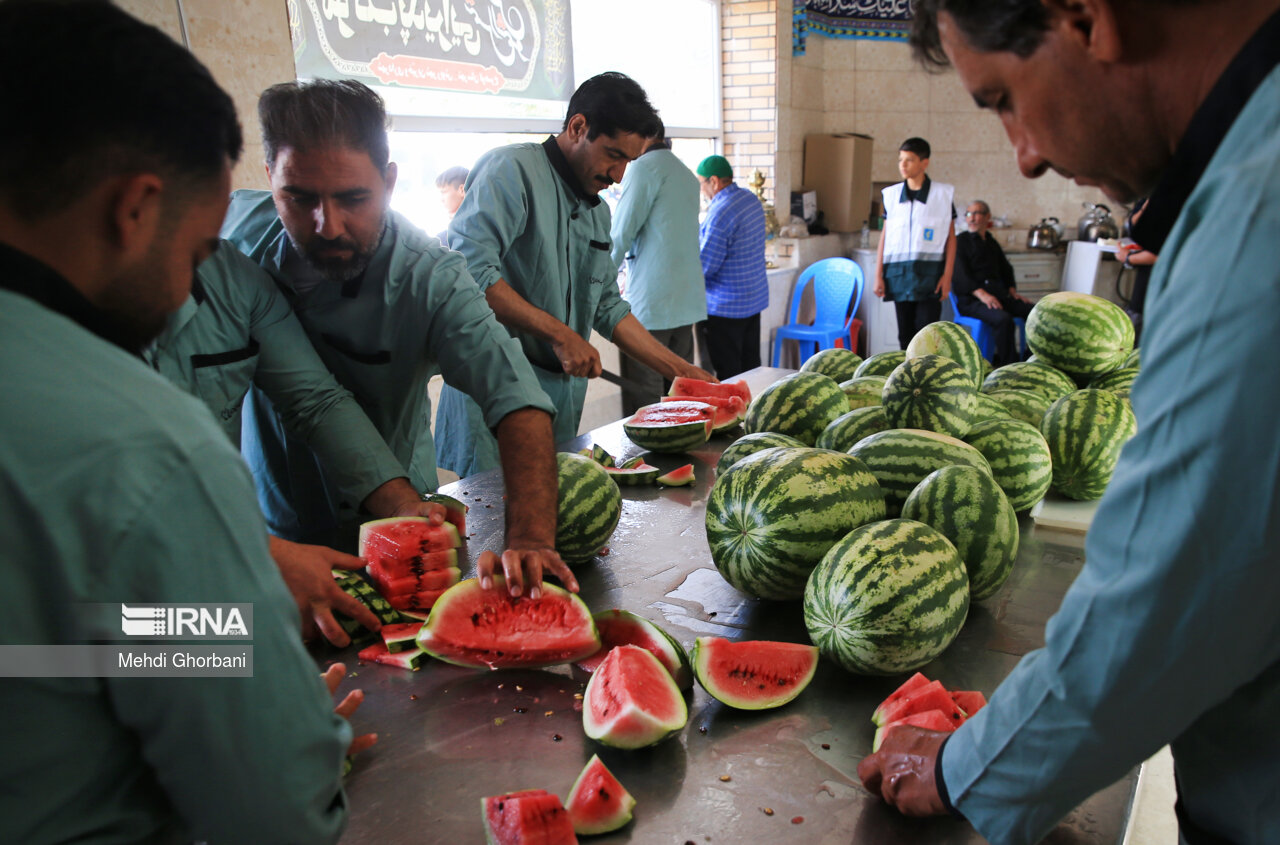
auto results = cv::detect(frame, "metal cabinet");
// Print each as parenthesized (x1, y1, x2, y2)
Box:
(1007, 251, 1064, 302)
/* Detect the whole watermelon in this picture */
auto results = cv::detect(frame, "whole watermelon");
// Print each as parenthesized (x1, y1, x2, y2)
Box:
(839, 375, 887, 411)
(962, 417, 1054, 512)
(981, 360, 1077, 400)
(972, 392, 1014, 423)
(848, 428, 992, 516)
(906, 321, 985, 389)
(902, 466, 1019, 600)
(985, 389, 1054, 427)
(816, 406, 890, 452)
(804, 519, 970, 675)
(715, 431, 806, 476)
(743, 372, 848, 446)
(1089, 366, 1139, 400)
(706, 447, 886, 600)
(1040, 388, 1138, 500)
(1025, 291, 1135, 380)
(800, 347, 863, 382)
(881, 355, 979, 438)
(556, 452, 622, 565)
(854, 349, 906, 379)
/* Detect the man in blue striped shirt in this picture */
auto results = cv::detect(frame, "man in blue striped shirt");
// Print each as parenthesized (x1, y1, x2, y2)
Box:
(697, 155, 769, 378)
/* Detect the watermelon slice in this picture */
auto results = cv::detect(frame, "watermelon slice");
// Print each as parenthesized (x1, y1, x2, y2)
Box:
(618, 456, 646, 469)
(872, 708, 958, 752)
(574, 609, 693, 690)
(482, 790, 578, 845)
(661, 393, 745, 432)
(357, 641, 426, 670)
(870, 672, 932, 726)
(359, 516, 462, 557)
(583, 644, 688, 749)
(577, 444, 616, 467)
(668, 376, 752, 404)
(604, 463, 661, 485)
(416, 576, 601, 669)
(656, 464, 695, 487)
(873, 680, 967, 728)
(386, 588, 450, 614)
(623, 401, 715, 453)
(692, 637, 819, 710)
(421, 492, 468, 535)
(380, 621, 424, 653)
(565, 754, 635, 835)
(951, 689, 987, 717)
(367, 549, 458, 580)
(379, 566, 462, 596)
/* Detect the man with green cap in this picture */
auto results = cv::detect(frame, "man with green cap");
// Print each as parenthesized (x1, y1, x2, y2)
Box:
(696, 154, 769, 378)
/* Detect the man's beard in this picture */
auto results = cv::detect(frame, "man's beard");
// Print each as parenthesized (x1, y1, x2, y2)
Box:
(294, 219, 385, 283)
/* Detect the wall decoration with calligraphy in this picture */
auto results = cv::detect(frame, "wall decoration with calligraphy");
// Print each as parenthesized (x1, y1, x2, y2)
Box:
(793, 0, 913, 56)
(288, 0, 574, 104)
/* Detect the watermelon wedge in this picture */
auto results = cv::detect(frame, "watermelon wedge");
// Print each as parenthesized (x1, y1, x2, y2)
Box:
(577, 444, 616, 467)
(692, 637, 819, 710)
(360, 516, 463, 614)
(357, 641, 426, 670)
(872, 709, 957, 752)
(604, 463, 661, 485)
(661, 394, 746, 432)
(873, 680, 966, 728)
(565, 754, 635, 835)
(669, 377, 751, 404)
(380, 621, 424, 653)
(421, 492, 468, 535)
(574, 609, 693, 690)
(870, 672, 931, 725)
(583, 645, 688, 748)
(656, 464, 695, 487)
(482, 790, 578, 845)
(623, 401, 715, 453)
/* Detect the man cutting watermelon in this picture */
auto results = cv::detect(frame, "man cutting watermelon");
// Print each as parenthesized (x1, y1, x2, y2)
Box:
(856, 2, 1280, 844)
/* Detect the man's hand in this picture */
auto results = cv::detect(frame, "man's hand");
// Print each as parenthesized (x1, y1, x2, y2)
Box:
(874, 277, 885, 298)
(1007, 287, 1028, 303)
(361, 476, 445, 524)
(857, 726, 950, 817)
(674, 360, 716, 382)
(268, 535, 381, 647)
(323, 663, 377, 757)
(976, 289, 1003, 310)
(552, 330, 603, 378)
(935, 275, 952, 299)
(476, 546, 580, 598)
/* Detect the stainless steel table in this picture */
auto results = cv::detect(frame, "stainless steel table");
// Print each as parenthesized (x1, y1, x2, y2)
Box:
(331, 367, 1135, 844)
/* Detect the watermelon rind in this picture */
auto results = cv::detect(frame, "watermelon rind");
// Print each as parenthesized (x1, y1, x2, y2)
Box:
(981, 360, 1078, 401)
(604, 464, 661, 486)
(906, 321, 985, 389)
(881, 355, 979, 438)
(963, 417, 1054, 512)
(576, 609, 693, 690)
(848, 428, 992, 517)
(714, 432, 805, 476)
(577, 444, 617, 467)
(381, 621, 425, 653)
(416, 576, 601, 669)
(800, 347, 864, 382)
(357, 641, 427, 670)
(1025, 291, 1135, 380)
(803, 519, 970, 675)
(420, 492, 469, 535)
(838, 375, 887, 411)
(565, 754, 636, 836)
(816, 406, 892, 452)
(854, 349, 907, 379)
(624, 401, 715, 452)
(556, 452, 622, 565)
(743, 372, 848, 446)
(583, 644, 688, 749)
(1040, 388, 1137, 500)
(901, 465, 1019, 601)
(656, 464, 695, 487)
(985, 389, 1053, 428)
(706, 447, 886, 600)
(692, 637, 819, 710)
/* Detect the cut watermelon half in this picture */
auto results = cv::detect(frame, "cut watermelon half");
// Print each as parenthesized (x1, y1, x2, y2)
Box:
(872, 709, 959, 752)
(870, 672, 932, 726)
(357, 641, 426, 670)
(656, 464, 695, 487)
(604, 463, 661, 485)
(623, 401, 715, 453)
(669, 376, 752, 404)
(583, 644, 688, 749)
(873, 680, 967, 728)
(565, 754, 635, 835)
(421, 492, 469, 535)
(692, 637, 819, 710)
(380, 621, 425, 653)
(575, 609, 692, 690)
(661, 393, 745, 432)
(482, 790, 578, 845)
(416, 576, 601, 669)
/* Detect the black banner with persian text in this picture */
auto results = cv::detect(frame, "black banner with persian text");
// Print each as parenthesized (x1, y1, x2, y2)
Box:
(794, 0, 913, 56)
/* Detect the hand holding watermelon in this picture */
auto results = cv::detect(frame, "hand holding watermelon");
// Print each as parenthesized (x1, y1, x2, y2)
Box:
(269, 536, 382, 647)
(856, 726, 949, 817)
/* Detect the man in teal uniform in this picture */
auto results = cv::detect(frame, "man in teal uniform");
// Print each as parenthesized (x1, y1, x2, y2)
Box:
(609, 125, 708, 414)
(858, 2, 1280, 843)
(222, 80, 574, 597)
(0, 3, 364, 841)
(436, 72, 714, 477)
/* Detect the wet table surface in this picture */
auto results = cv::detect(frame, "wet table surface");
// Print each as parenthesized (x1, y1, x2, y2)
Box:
(331, 367, 1135, 845)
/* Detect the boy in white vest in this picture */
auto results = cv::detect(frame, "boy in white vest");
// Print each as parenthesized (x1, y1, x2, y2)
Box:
(873, 137, 957, 349)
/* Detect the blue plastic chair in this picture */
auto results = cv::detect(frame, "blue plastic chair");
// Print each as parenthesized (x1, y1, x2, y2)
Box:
(949, 290, 1028, 361)
(772, 257, 865, 367)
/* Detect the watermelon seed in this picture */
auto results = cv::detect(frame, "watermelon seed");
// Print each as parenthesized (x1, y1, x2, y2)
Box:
(552, 734, 563, 741)
(544, 710, 554, 717)
(821, 743, 830, 750)
(514, 707, 527, 713)
(516, 685, 524, 691)
(763, 807, 774, 816)
(708, 612, 717, 617)
(718, 775, 731, 782)
(698, 726, 707, 734)
(409, 694, 418, 700)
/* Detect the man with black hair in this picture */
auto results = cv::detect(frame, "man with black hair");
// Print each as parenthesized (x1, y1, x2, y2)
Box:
(0, 2, 362, 841)
(873, 136, 957, 349)
(436, 72, 714, 477)
(221, 79, 574, 598)
(857, 2, 1280, 843)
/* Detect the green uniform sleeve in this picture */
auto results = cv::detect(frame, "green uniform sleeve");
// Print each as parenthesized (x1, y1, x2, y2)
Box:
(105, 440, 350, 844)
(447, 152, 525, 293)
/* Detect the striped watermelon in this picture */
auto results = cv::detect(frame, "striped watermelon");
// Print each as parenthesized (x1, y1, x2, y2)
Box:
(854, 350, 906, 379)
(1025, 291, 1135, 380)
(972, 392, 1013, 423)
(839, 375, 887, 411)
(980, 356, 993, 379)
(1122, 348, 1141, 369)
(1041, 389, 1137, 500)
(803, 519, 969, 675)
(743, 372, 848, 446)
(981, 360, 1077, 400)
(800, 347, 864, 382)
(624, 400, 714, 452)
(1089, 366, 1138, 399)
(906, 321, 984, 389)
(962, 418, 1053, 512)
(902, 466, 1019, 600)
(816, 406, 891, 452)
(881, 355, 979, 438)
(715, 431, 806, 476)
(985, 389, 1053, 427)
(556, 452, 622, 564)
(706, 447, 886, 600)
(848, 428, 992, 516)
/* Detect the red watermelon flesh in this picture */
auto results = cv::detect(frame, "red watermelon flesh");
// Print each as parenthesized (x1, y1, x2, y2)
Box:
(574, 609, 693, 689)
(656, 464, 695, 487)
(628, 401, 715, 432)
(565, 754, 635, 835)
(951, 690, 987, 717)
(359, 517, 461, 558)
(872, 709, 958, 752)
(668, 377, 751, 404)
(357, 642, 426, 670)
(482, 790, 578, 845)
(583, 645, 688, 749)
(380, 622, 424, 653)
(386, 588, 450, 614)
(691, 637, 819, 710)
(874, 680, 967, 728)
(870, 672, 934, 725)
(379, 566, 461, 596)
(661, 394, 745, 431)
